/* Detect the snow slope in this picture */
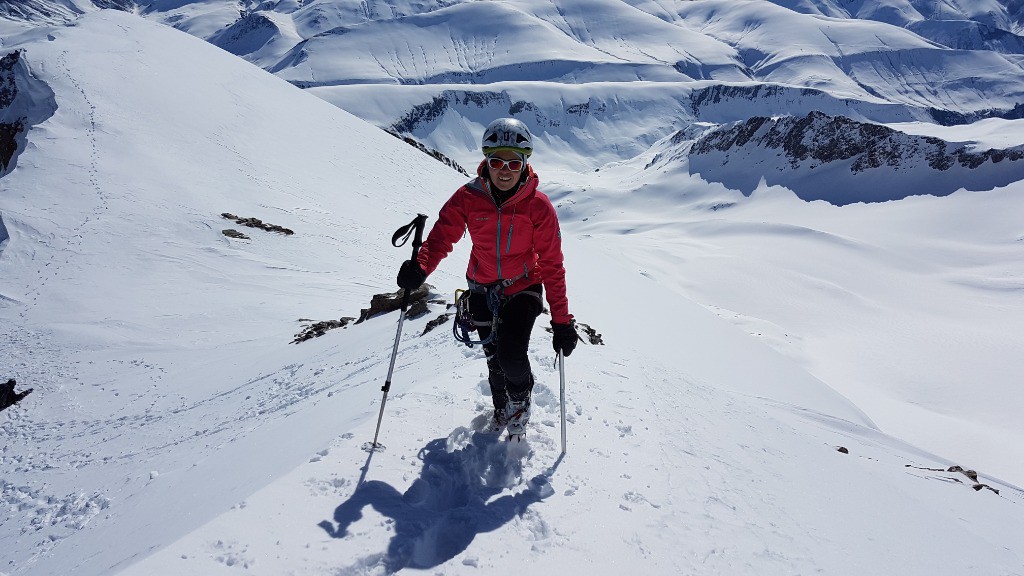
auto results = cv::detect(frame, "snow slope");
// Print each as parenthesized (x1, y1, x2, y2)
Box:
(2, 9, 1024, 576)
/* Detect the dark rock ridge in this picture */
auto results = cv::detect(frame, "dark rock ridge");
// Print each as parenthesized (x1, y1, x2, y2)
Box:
(221, 229, 250, 240)
(221, 213, 294, 235)
(388, 90, 608, 169)
(391, 91, 516, 134)
(0, 51, 19, 108)
(1, 51, 23, 171)
(692, 111, 1024, 172)
(690, 84, 791, 116)
(688, 111, 1024, 204)
(2, 50, 57, 175)
(0, 0, 132, 24)
(292, 317, 357, 344)
(687, 83, 916, 124)
(390, 90, 602, 136)
(688, 83, 1024, 127)
(385, 130, 468, 176)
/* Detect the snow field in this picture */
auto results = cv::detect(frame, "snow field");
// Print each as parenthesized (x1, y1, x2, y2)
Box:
(1, 7, 1023, 576)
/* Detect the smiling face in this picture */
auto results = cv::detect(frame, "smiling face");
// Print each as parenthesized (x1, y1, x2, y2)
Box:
(486, 150, 526, 192)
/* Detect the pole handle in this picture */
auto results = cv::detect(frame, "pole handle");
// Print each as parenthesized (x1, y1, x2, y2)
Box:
(392, 213, 428, 253)
(392, 214, 428, 310)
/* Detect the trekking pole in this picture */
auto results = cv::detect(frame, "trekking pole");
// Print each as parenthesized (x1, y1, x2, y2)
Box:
(367, 214, 428, 452)
(558, 350, 567, 455)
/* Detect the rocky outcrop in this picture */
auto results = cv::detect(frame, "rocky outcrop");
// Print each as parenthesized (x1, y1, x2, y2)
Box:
(1, 49, 57, 174)
(292, 285, 436, 343)
(2, 50, 59, 175)
(692, 111, 1024, 172)
(1, 51, 24, 172)
(390, 89, 613, 136)
(0, 0, 132, 25)
(390, 91, 515, 134)
(385, 130, 468, 176)
(689, 111, 1024, 204)
(221, 213, 295, 235)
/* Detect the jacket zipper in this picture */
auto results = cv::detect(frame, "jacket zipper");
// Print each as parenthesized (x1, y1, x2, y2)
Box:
(505, 220, 514, 253)
(495, 206, 503, 279)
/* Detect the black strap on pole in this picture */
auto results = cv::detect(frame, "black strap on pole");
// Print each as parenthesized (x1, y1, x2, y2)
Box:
(367, 214, 428, 452)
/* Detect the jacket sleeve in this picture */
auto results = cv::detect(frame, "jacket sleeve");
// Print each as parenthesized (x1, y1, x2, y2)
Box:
(416, 189, 467, 276)
(532, 194, 573, 325)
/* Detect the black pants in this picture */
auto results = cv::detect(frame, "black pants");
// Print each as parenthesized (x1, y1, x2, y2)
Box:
(469, 283, 543, 409)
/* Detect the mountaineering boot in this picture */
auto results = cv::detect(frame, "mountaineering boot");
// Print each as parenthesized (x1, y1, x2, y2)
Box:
(486, 406, 510, 433)
(505, 398, 531, 440)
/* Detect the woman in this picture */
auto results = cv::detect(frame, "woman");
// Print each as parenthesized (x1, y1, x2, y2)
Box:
(397, 118, 578, 439)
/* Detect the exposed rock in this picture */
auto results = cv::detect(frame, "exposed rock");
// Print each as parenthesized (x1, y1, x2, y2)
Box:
(689, 84, 790, 116)
(91, 0, 134, 10)
(1, 49, 58, 176)
(948, 465, 979, 481)
(422, 313, 452, 336)
(543, 320, 604, 346)
(689, 110, 1024, 203)
(391, 89, 604, 142)
(385, 130, 468, 176)
(391, 92, 512, 134)
(576, 322, 604, 345)
(292, 318, 357, 344)
(221, 213, 294, 235)
(972, 483, 1000, 494)
(0, 1, 133, 26)
(905, 463, 999, 494)
(356, 284, 434, 323)
(222, 229, 250, 240)
(0, 120, 24, 171)
(1, 51, 24, 172)
(693, 111, 1024, 173)
(1, 51, 19, 108)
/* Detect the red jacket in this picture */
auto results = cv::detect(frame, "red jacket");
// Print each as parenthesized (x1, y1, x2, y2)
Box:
(417, 162, 572, 325)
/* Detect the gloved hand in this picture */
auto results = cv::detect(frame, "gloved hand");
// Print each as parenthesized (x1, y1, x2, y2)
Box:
(552, 321, 579, 357)
(397, 259, 427, 290)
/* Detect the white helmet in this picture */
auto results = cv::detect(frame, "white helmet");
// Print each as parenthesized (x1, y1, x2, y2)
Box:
(481, 118, 533, 157)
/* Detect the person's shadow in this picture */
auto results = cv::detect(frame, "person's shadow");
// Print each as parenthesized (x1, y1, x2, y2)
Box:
(319, 430, 555, 573)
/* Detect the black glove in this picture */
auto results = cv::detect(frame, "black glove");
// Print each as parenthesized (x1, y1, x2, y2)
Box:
(552, 321, 579, 357)
(397, 259, 427, 290)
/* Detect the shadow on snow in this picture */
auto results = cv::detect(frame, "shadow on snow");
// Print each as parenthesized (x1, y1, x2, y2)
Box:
(320, 428, 555, 573)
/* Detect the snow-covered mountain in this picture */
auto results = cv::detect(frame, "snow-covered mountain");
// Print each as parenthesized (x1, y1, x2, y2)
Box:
(687, 110, 1024, 203)
(6, 0, 1024, 177)
(2, 2, 1024, 576)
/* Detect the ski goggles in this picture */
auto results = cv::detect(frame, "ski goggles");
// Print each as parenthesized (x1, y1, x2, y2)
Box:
(486, 156, 525, 172)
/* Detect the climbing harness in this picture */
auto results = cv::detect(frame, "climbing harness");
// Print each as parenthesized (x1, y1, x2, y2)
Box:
(452, 270, 534, 347)
(453, 285, 501, 347)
